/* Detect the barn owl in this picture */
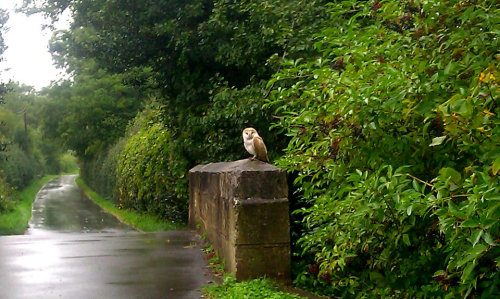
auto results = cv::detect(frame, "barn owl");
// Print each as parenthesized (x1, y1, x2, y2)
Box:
(242, 127, 269, 162)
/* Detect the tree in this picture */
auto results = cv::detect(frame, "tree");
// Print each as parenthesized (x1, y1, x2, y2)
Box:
(40, 62, 144, 159)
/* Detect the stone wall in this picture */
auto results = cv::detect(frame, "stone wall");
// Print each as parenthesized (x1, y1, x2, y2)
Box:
(189, 159, 290, 282)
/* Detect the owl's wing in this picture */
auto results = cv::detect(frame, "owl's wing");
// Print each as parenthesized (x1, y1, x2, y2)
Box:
(253, 136, 269, 162)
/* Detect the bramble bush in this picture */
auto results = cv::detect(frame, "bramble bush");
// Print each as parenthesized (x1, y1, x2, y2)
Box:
(266, 0, 499, 297)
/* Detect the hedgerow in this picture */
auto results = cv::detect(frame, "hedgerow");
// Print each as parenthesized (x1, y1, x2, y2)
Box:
(117, 120, 188, 224)
(267, 0, 499, 297)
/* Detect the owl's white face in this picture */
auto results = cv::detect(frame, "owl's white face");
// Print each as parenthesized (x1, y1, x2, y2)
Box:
(242, 128, 258, 140)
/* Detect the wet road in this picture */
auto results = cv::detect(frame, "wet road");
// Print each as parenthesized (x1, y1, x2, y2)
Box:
(0, 175, 210, 299)
(28, 175, 132, 233)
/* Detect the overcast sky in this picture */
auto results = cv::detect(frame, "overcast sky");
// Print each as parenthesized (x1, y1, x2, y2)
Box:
(0, 0, 70, 90)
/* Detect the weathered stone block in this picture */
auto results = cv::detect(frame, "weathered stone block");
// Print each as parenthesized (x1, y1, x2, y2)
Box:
(234, 244, 291, 281)
(189, 159, 290, 282)
(232, 198, 289, 245)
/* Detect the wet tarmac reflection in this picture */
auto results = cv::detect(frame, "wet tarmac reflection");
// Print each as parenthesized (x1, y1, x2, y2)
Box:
(28, 175, 132, 234)
(0, 175, 209, 299)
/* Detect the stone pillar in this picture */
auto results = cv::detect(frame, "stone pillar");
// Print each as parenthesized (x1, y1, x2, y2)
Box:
(189, 159, 290, 282)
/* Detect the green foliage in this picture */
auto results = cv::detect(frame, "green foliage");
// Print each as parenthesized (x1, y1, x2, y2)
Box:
(184, 84, 287, 165)
(0, 85, 63, 189)
(0, 84, 72, 215)
(203, 275, 304, 299)
(32, 0, 331, 222)
(80, 138, 126, 202)
(40, 64, 145, 159)
(267, 0, 499, 297)
(117, 120, 188, 223)
(0, 175, 58, 235)
(0, 7, 10, 159)
(58, 152, 78, 173)
(204, 244, 226, 275)
(0, 176, 10, 212)
(0, 144, 44, 189)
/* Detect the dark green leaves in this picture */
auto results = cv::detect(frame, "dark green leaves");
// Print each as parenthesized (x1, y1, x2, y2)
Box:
(267, 0, 500, 297)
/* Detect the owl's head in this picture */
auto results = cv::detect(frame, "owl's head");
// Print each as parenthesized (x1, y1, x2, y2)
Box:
(242, 127, 259, 140)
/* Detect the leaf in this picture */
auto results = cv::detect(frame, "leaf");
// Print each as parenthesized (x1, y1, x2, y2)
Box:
(402, 234, 411, 246)
(433, 270, 447, 278)
(471, 229, 483, 246)
(448, 200, 466, 219)
(456, 244, 487, 268)
(412, 179, 420, 191)
(482, 232, 496, 246)
(461, 261, 476, 283)
(429, 136, 446, 147)
(444, 61, 453, 75)
(461, 219, 480, 228)
(406, 205, 413, 216)
(492, 156, 500, 175)
(439, 167, 462, 184)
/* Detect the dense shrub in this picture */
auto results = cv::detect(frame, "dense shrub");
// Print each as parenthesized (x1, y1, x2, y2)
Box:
(0, 84, 72, 203)
(0, 144, 44, 190)
(0, 176, 10, 212)
(117, 121, 188, 223)
(183, 84, 289, 165)
(80, 139, 125, 202)
(58, 151, 79, 173)
(267, 0, 499, 297)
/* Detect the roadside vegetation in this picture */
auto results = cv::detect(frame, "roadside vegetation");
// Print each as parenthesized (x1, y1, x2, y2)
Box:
(0, 174, 58, 235)
(0, 84, 79, 231)
(0, 5, 78, 234)
(16, 0, 500, 297)
(202, 244, 307, 299)
(204, 275, 304, 299)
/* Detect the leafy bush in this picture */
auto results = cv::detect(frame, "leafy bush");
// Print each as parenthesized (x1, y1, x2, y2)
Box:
(80, 138, 126, 202)
(183, 84, 289, 165)
(267, 0, 499, 297)
(0, 144, 44, 190)
(117, 121, 188, 223)
(0, 175, 10, 212)
(58, 151, 79, 173)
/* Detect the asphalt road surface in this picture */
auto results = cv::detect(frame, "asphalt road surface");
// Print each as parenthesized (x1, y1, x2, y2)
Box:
(0, 175, 211, 299)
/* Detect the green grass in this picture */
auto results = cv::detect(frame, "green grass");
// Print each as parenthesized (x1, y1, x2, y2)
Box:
(75, 177, 183, 231)
(201, 241, 310, 299)
(0, 175, 60, 235)
(203, 275, 305, 299)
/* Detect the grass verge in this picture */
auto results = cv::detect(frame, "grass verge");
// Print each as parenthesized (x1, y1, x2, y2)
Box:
(75, 177, 183, 231)
(201, 242, 306, 299)
(0, 174, 59, 235)
(203, 275, 305, 299)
